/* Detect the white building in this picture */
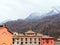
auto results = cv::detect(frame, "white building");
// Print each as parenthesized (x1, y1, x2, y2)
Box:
(12, 27, 54, 45)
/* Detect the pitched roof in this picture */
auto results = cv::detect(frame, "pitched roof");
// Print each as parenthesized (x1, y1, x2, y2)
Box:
(0, 24, 13, 34)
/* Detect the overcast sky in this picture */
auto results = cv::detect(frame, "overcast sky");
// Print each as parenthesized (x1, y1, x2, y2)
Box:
(0, 0, 60, 23)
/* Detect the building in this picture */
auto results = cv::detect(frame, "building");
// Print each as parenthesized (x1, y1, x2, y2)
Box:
(57, 36, 60, 41)
(12, 27, 54, 45)
(0, 25, 12, 45)
(42, 35, 54, 45)
(0, 24, 54, 45)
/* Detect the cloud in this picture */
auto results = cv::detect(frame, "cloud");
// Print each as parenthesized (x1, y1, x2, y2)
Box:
(0, 0, 60, 23)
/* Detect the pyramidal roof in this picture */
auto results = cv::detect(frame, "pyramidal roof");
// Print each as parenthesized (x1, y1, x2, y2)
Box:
(25, 27, 36, 33)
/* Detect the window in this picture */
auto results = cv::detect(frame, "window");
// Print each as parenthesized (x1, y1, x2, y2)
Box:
(17, 38, 19, 40)
(43, 39, 45, 44)
(30, 38, 32, 44)
(13, 38, 15, 44)
(15, 34, 16, 35)
(13, 38, 15, 41)
(34, 42, 36, 44)
(46, 39, 48, 43)
(2, 32, 7, 35)
(43, 42, 45, 44)
(30, 42, 32, 44)
(30, 38, 32, 41)
(39, 38, 40, 41)
(13, 32, 18, 35)
(21, 42, 23, 45)
(25, 38, 27, 41)
(51, 40, 52, 44)
(34, 38, 36, 44)
(2, 43, 6, 45)
(28, 33, 34, 35)
(13, 42, 14, 44)
(17, 41, 19, 44)
(34, 38, 36, 42)
(25, 42, 27, 44)
(21, 38, 23, 41)
(39, 42, 40, 44)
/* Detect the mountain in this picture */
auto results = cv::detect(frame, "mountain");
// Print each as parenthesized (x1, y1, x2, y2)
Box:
(26, 9, 59, 20)
(4, 13, 60, 39)
(0, 19, 12, 25)
(3, 8, 60, 39)
(26, 13, 41, 20)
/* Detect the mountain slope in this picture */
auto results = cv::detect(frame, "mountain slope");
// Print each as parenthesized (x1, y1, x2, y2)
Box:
(26, 13, 41, 20)
(26, 9, 59, 21)
(4, 13, 60, 39)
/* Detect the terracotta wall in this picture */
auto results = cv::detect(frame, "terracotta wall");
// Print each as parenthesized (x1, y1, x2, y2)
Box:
(42, 38, 54, 45)
(0, 28, 12, 45)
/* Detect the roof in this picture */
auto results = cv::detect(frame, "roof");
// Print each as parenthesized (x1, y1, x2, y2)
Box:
(25, 27, 36, 33)
(0, 24, 13, 34)
(42, 35, 54, 38)
(25, 30, 36, 33)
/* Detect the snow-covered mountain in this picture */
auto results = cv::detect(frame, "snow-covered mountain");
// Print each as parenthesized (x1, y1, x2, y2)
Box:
(43, 8, 60, 16)
(26, 13, 42, 20)
(26, 8, 60, 20)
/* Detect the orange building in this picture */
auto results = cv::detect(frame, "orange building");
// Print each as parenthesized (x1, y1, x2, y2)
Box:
(0, 25, 12, 45)
(42, 36, 54, 45)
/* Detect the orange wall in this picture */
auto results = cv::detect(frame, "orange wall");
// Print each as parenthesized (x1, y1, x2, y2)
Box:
(0, 27, 12, 45)
(42, 38, 54, 45)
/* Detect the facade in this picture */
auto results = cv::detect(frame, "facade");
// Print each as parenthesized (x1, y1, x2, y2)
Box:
(12, 27, 54, 45)
(42, 36, 54, 45)
(0, 25, 12, 45)
(0, 25, 54, 45)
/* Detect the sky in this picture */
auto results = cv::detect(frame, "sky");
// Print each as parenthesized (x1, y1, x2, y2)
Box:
(0, 0, 60, 23)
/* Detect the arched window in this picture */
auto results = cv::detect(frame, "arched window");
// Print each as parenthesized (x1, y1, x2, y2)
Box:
(2, 32, 7, 35)
(2, 43, 6, 45)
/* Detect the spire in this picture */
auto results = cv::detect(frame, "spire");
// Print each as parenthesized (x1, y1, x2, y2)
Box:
(25, 27, 35, 33)
(29, 26, 32, 31)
